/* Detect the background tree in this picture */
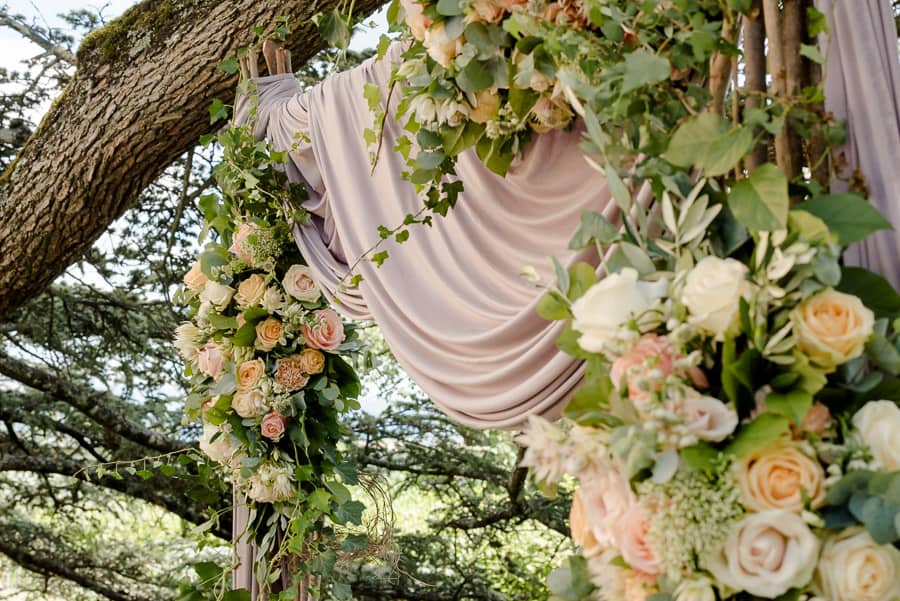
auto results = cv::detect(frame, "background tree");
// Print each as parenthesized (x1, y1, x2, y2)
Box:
(0, 5, 571, 599)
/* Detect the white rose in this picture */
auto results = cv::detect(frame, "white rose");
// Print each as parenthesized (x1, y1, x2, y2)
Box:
(682, 392, 738, 443)
(682, 256, 750, 338)
(282, 265, 321, 303)
(570, 268, 667, 353)
(853, 401, 900, 471)
(199, 423, 234, 466)
(704, 510, 819, 598)
(199, 280, 235, 310)
(815, 527, 900, 601)
(231, 389, 268, 419)
(673, 577, 715, 601)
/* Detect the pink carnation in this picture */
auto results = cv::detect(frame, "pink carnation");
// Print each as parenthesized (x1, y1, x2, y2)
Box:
(260, 412, 287, 441)
(302, 309, 345, 352)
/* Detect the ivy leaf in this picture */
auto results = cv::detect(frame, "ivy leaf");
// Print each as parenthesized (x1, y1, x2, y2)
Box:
(313, 9, 351, 50)
(333, 500, 365, 525)
(795, 194, 893, 246)
(621, 50, 670, 94)
(728, 164, 789, 231)
(308, 488, 331, 512)
(799, 43, 826, 64)
(218, 57, 239, 74)
(209, 99, 228, 124)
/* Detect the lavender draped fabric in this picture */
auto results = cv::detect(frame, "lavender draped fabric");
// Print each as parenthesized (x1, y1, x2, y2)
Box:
(235, 42, 614, 431)
(818, 0, 900, 289)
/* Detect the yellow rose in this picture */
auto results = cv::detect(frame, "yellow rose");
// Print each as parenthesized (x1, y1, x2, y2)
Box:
(735, 441, 825, 513)
(235, 274, 267, 308)
(298, 348, 326, 375)
(791, 289, 874, 370)
(237, 358, 265, 389)
(183, 260, 208, 290)
(255, 318, 282, 352)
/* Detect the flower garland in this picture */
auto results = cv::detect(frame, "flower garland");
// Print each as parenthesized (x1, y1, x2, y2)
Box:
(174, 83, 368, 597)
(519, 175, 900, 600)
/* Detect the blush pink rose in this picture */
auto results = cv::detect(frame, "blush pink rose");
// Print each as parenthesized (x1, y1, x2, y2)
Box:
(229, 222, 258, 266)
(260, 412, 287, 441)
(197, 341, 226, 382)
(611, 334, 707, 401)
(616, 504, 661, 578)
(302, 309, 345, 351)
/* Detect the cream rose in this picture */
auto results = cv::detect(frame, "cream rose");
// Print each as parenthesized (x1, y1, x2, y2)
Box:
(815, 527, 900, 601)
(570, 489, 602, 555)
(183, 260, 208, 290)
(260, 412, 287, 441)
(423, 23, 462, 68)
(197, 341, 226, 382)
(734, 441, 825, 513)
(682, 393, 738, 443)
(571, 268, 667, 354)
(174, 322, 203, 362)
(616, 504, 661, 577)
(232, 389, 268, 419)
(682, 256, 750, 338)
(298, 348, 325, 375)
(255, 318, 283, 352)
(235, 274, 267, 307)
(199, 423, 234, 465)
(704, 510, 819, 598)
(468, 89, 501, 124)
(853, 400, 900, 471)
(791, 288, 874, 370)
(282, 264, 321, 303)
(199, 280, 235, 310)
(302, 309, 345, 351)
(237, 358, 265, 389)
(673, 578, 715, 601)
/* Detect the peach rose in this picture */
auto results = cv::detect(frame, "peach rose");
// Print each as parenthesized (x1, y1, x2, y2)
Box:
(495, 0, 525, 8)
(260, 412, 287, 441)
(530, 94, 574, 133)
(616, 504, 661, 577)
(468, 89, 501, 124)
(800, 402, 833, 436)
(275, 355, 310, 392)
(302, 309, 344, 351)
(237, 358, 265, 389)
(229, 222, 258, 265)
(570, 489, 601, 555)
(183, 260, 208, 290)
(197, 341, 226, 382)
(423, 23, 462, 68)
(282, 264, 321, 303)
(578, 465, 636, 547)
(468, 0, 504, 23)
(255, 318, 283, 352)
(400, 0, 431, 41)
(735, 441, 825, 513)
(791, 289, 874, 370)
(235, 274, 267, 308)
(298, 348, 325, 375)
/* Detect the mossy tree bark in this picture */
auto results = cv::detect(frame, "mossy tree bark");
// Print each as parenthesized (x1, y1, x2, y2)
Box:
(0, 0, 386, 318)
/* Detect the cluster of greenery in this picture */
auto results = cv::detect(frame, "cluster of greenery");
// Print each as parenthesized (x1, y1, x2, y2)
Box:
(0, 4, 570, 600)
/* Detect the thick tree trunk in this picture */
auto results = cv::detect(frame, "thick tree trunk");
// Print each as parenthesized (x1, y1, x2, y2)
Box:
(0, 0, 386, 319)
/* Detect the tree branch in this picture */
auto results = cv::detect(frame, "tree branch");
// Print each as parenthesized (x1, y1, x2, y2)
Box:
(0, 11, 76, 64)
(0, 349, 190, 453)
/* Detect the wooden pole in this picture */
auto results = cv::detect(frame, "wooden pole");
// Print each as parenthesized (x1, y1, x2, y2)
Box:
(762, 0, 790, 175)
(782, 0, 806, 179)
(743, 0, 768, 170)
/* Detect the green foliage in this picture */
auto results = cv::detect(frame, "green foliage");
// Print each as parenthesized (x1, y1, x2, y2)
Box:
(796, 194, 893, 246)
(824, 470, 900, 544)
(728, 164, 790, 232)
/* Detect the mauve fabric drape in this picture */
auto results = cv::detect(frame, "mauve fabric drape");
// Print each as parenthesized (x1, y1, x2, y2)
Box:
(818, 0, 900, 289)
(235, 42, 616, 431)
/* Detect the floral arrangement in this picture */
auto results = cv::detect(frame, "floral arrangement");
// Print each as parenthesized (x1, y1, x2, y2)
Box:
(173, 96, 368, 597)
(519, 175, 900, 601)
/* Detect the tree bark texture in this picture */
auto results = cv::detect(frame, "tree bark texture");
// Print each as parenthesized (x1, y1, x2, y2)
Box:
(0, 0, 386, 319)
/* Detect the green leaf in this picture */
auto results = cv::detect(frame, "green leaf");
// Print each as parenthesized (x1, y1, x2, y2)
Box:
(208, 314, 238, 330)
(617, 242, 655, 275)
(436, 0, 463, 16)
(837, 267, 900, 320)
(725, 413, 790, 458)
(568, 211, 620, 250)
(765, 388, 813, 427)
(222, 590, 252, 601)
(537, 291, 571, 320)
(704, 126, 755, 177)
(665, 113, 752, 176)
(728, 164, 790, 231)
(193, 561, 223, 584)
(567, 262, 597, 301)
(333, 500, 365, 525)
(795, 194, 893, 246)
(866, 331, 900, 372)
(218, 57, 239, 74)
(457, 60, 494, 93)
(621, 50, 670, 94)
(313, 9, 351, 50)
(799, 43, 825, 64)
(308, 488, 331, 512)
(605, 166, 632, 212)
(681, 443, 719, 472)
(209, 99, 227, 124)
